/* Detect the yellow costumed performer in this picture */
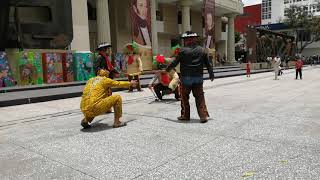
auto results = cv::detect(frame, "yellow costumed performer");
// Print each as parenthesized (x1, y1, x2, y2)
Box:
(80, 69, 137, 129)
(124, 42, 143, 92)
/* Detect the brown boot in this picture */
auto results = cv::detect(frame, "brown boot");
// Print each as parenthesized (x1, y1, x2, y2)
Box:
(200, 117, 208, 123)
(177, 116, 190, 121)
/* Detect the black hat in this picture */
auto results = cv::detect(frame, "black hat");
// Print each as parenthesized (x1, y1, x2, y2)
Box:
(157, 63, 167, 70)
(181, 31, 199, 39)
(96, 42, 112, 51)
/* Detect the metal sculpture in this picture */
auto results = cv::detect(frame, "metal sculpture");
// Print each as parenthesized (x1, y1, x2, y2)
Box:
(246, 26, 295, 63)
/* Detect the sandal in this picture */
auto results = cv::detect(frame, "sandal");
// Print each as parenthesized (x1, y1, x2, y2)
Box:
(113, 122, 127, 128)
(81, 119, 91, 129)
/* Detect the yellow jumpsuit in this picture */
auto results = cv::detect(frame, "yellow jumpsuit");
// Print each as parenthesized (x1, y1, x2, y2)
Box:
(80, 76, 130, 123)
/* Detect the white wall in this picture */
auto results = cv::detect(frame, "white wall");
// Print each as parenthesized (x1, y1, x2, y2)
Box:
(263, 0, 320, 25)
(262, 0, 284, 25)
(284, 0, 320, 17)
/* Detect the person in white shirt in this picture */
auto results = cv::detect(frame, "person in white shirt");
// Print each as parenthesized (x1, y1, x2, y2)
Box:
(273, 56, 281, 80)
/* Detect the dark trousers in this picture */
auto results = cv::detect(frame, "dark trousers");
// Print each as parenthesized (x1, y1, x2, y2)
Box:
(296, 69, 302, 79)
(154, 83, 180, 100)
(177, 73, 183, 115)
(128, 75, 141, 91)
(180, 83, 209, 119)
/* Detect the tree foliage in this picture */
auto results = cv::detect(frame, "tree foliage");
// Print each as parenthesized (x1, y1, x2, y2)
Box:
(284, 3, 320, 53)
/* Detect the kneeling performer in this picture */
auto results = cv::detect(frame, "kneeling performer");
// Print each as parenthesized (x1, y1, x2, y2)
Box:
(149, 55, 180, 100)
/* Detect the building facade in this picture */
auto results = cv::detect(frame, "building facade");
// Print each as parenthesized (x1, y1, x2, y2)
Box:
(261, 0, 320, 56)
(261, 0, 283, 25)
(262, 0, 320, 25)
(71, 0, 243, 63)
(235, 4, 261, 34)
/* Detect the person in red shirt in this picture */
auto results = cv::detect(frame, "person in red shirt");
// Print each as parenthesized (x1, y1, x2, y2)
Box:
(246, 61, 251, 77)
(295, 58, 303, 80)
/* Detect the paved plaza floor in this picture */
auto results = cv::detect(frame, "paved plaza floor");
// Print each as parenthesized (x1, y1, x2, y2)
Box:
(0, 67, 319, 179)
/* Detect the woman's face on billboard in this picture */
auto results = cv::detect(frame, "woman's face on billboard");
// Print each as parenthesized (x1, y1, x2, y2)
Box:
(206, 13, 213, 30)
(136, 0, 148, 19)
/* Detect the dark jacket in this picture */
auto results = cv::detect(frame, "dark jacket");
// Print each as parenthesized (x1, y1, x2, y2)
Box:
(94, 54, 117, 79)
(166, 45, 214, 79)
(95, 55, 108, 74)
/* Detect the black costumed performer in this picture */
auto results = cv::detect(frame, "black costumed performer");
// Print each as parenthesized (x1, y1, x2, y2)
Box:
(166, 31, 215, 123)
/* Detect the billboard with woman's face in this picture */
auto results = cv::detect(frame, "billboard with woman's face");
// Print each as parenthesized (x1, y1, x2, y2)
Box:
(131, 0, 152, 47)
(130, 0, 153, 71)
(203, 0, 215, 48)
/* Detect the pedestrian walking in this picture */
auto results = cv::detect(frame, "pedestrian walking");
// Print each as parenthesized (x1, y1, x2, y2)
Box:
(295, 57, 303, 80)
(273, 56, 281, 80)
(278, 65, 283, 76)
(246, 61, 251, 77)
(166, 31, 215, 123)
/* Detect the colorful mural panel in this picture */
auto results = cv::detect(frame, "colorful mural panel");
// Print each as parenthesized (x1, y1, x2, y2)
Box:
(43, 53, 64, 84)
(0, 51, 16, 87)
(17, 51, 43, 85)
(74, 52, 94, 81)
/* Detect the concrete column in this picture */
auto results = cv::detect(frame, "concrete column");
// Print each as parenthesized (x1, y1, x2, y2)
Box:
(227, 14, 237, 64)
(180, 0, 192, 33)
(70, 0, 90, 51)
(96, 0, 111, 44)
(151, 0, 158, 54)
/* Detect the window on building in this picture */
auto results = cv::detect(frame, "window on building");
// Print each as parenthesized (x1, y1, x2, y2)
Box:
(156, 10, 163, 21)
(16, 6, 52, 23)
(298, 30, 311, 42)
(177, 11, 191, 25)
(222, 22, 227, 32)
(87, 3, 96, 20)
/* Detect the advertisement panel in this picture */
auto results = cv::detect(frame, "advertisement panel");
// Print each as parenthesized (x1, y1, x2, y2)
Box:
(131, 0, 153, 70)
(203, 0, 215, 49)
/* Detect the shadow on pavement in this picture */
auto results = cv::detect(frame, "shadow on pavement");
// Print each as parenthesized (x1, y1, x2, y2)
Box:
(163, 118, 213, 124)
(148, 98, 179, 104)
(80, 119, 137, 133)
(80, 122, 113, 133)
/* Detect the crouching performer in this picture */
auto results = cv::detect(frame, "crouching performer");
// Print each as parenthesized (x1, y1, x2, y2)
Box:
(149, 55, 180, 100)
(80, 69, 137, 129)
